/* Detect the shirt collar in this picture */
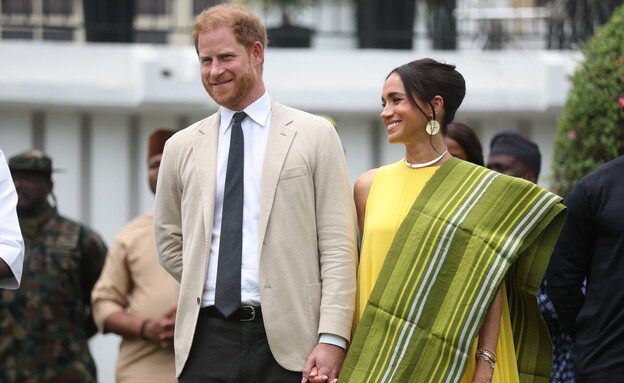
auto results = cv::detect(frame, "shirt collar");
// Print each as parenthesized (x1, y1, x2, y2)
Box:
(220, 92, 271, 133)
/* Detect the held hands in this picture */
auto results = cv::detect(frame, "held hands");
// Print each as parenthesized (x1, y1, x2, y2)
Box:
(142, 305, 177, 348)
(301, 343, 346, 383)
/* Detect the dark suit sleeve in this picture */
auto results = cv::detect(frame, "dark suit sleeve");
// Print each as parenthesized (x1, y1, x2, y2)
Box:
(547, 181, 592, 336)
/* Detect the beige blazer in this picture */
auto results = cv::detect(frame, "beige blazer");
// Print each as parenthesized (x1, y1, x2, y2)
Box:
(154, 100, 358, 375)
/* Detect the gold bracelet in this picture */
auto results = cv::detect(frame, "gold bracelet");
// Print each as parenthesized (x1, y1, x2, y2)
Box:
(476, 348, 497, 369)
(475, 354, 495, 369)
(476, 348, 497, 364)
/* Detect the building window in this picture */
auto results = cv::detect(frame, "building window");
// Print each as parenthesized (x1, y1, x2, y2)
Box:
(194, 0, 223, 15)
(2, 29, 33, 39)
(43, 26, 73, 40)
(135, 30, 167, 44)
(137, 0, 167, 15)
(2, 0, 33, 14)
(43, 0, 72, 15)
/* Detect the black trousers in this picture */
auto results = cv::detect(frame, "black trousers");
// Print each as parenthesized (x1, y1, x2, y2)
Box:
(179, 310, 301, 383)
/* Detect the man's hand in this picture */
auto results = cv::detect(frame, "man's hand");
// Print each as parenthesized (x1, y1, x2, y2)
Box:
(301, 343, 346, 383)
(144, 305, 177, 348)
(0, 258, 14, 280)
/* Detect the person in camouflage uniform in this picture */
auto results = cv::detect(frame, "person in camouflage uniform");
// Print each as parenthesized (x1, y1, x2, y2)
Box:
(0, 149, 107, 383)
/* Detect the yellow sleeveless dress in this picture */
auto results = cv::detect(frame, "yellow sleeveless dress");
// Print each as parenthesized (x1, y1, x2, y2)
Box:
(355, 160, 520, 382)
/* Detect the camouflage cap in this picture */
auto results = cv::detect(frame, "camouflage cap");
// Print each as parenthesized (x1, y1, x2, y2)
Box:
(8, 149, 53, 174)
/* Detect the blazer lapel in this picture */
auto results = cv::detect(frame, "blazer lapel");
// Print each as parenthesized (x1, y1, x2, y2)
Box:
(192, 113, 220, 249)
(258, 102, 296, 252)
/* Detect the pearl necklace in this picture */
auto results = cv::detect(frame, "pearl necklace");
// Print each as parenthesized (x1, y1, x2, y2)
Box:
(404, 148, 448, 168)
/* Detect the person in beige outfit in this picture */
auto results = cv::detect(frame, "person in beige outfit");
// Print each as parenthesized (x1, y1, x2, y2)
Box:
(153, 4, 357, 383)
(92, 129, 179, 383)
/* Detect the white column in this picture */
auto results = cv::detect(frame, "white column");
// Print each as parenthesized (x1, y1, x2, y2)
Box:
(0, 110, 33, 157)
(90, 114, 132, 244)
(44, 112, 83, 221)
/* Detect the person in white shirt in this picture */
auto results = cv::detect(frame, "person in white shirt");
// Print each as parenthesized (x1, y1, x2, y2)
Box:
(0, 149, 24, 289)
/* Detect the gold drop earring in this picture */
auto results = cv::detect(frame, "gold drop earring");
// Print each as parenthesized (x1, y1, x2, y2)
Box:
(426, 120, 440, 135)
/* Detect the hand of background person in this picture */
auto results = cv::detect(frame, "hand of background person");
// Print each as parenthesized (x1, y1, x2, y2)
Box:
(143, 305, 177, 348)
(0, 258, 14, 281)
(301, 343, 345, 383)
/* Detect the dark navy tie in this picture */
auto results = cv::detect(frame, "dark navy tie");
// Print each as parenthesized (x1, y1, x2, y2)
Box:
(215, 111, 247, 318)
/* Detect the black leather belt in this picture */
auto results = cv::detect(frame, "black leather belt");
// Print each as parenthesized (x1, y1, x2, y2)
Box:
(200, 305, 262, 322)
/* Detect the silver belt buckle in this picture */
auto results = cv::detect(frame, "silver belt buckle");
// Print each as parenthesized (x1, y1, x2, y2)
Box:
(240, 305, 255, 322)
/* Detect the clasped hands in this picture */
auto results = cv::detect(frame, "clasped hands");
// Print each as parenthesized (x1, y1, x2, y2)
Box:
(301, 343, 345, 383)
(141, 305, 177, 348)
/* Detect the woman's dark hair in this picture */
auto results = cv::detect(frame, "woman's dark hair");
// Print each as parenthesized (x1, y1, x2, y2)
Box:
(446, 121, 484, 166)
(389, 58, 466, 135)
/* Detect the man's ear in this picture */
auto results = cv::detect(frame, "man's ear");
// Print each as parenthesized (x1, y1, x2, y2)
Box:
(251, 41, 264, 67)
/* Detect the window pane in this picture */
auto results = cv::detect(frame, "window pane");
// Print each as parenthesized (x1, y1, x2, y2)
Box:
(135, 30, 167, 44)
(193, 0, 224, 15)
(3, 0, 33, 14)
(137, 0, 166, 15)
(43, 0, 72, 15)
(2, 29, 33, 39)
(43, 27, 73, 40)
(83, 0, 134, 43)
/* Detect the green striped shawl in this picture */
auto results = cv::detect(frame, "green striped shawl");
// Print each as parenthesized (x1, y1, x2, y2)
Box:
(341, 158, 566, 383)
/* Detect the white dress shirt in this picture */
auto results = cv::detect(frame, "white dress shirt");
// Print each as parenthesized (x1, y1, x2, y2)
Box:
(0, 150, 24, 289)
(202, 92, 271, 307)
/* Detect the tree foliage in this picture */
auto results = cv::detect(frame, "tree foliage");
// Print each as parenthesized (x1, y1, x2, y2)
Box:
(552, 4, 624, 196)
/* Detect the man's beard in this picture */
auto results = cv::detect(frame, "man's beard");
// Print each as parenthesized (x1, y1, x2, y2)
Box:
(206, 67, 256, 110)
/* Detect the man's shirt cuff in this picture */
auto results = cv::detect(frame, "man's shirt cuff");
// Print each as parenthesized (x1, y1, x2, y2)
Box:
(319, 333, 347, 349)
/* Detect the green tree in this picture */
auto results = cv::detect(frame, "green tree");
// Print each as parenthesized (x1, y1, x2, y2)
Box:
(552, 4, 624, 197)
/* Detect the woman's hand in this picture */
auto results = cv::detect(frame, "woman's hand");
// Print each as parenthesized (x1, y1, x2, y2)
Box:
(471, 287, 502, 383)
(471, 357, 494, 383)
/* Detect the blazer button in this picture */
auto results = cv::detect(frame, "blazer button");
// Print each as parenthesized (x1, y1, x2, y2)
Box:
(197, 297, 200, 305)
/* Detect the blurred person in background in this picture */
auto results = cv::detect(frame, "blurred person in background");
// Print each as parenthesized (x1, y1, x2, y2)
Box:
(487, 131, 575, 383)
(548, 156, 624, 383)
(548, 96, 624, 383)
(0, 149, 107, 383)
(487, 131, 541, 183)
(92, 129, 179, 383)
(445, 121, 485, 165)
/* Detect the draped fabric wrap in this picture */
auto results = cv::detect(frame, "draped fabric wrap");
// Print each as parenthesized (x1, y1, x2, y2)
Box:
(341, 159, 566, 383)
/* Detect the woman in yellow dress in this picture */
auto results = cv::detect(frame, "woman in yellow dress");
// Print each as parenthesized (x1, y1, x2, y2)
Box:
(340, 59, 565, 383)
